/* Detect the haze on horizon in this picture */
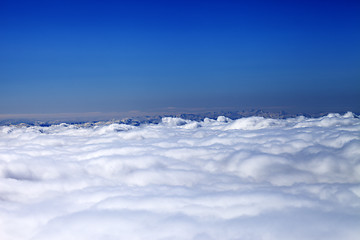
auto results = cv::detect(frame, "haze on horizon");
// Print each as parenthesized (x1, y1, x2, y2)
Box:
(1, 0, 359, 114)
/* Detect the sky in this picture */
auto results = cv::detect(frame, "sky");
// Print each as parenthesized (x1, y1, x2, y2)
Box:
(1, 0, 359, 115)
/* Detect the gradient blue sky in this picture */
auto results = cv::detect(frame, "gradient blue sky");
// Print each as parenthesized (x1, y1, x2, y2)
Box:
(1, 0, 359, 114)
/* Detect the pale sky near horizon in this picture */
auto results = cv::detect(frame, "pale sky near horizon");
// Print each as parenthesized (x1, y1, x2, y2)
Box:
(1, 0, 359, 114)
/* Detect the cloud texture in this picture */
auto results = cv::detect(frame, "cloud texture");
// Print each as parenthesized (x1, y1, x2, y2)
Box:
(1, 113, 360, 240)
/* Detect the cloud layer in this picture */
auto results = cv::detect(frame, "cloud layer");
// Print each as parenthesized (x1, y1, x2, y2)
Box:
(1, 113, 360, 240)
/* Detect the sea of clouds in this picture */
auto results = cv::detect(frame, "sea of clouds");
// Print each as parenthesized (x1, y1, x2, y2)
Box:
(0, 112, 360, 240)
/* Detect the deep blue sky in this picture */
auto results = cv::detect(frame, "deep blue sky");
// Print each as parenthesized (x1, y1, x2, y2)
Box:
(1, 0, 359, 114)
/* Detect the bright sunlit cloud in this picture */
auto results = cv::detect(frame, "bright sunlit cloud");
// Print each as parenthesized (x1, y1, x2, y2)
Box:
(1, 113, 360, 240)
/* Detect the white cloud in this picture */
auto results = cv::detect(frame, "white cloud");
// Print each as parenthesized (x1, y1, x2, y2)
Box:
(0, 112, 359, 240)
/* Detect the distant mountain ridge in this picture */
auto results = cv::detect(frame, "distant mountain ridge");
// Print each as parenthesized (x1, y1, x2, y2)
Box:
(1, 109, 358, 127)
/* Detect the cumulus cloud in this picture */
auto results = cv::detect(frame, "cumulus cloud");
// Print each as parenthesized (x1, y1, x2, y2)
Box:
(0, 113, 360, 240)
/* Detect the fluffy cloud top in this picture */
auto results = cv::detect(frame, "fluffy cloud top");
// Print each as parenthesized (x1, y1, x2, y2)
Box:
(1, 113, 360, 240)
